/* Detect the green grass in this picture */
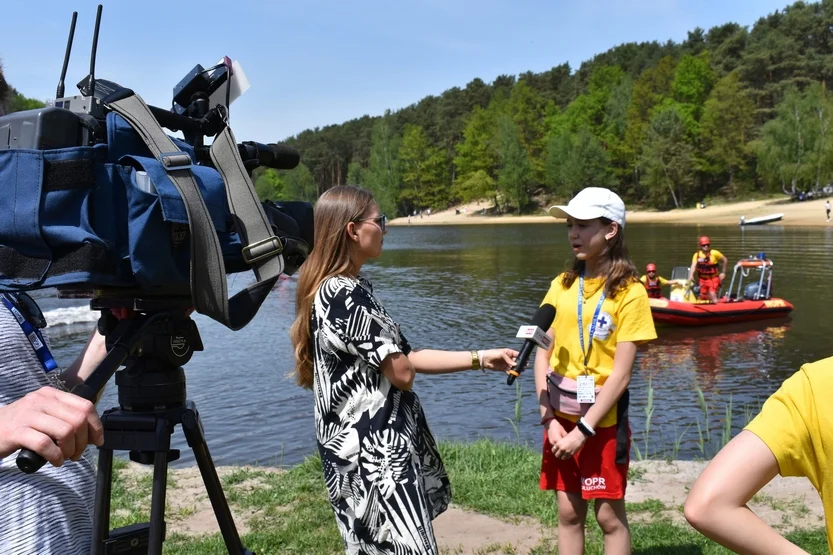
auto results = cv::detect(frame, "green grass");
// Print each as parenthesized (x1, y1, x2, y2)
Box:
(626, 498, 666, 517)
(439, 439, 558, 525)
(109, 457, 151, 529)
(109, 440, 829, 554)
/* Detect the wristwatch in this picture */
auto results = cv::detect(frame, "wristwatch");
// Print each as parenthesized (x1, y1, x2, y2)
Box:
(470, 350, 480, 371)
(576, 417, 596, 437)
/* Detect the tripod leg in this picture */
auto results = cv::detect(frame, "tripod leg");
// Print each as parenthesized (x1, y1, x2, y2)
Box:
(181, 402, 252, 554)
(91, 448, 114, 555)
(147, 451, 170, 555)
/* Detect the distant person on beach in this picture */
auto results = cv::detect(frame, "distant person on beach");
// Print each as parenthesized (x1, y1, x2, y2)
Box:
(0, 292, 107, 554)
(639, 263, 669, 299)
(289, 185, 517, 555)
(685, 357, 833, 554)
(826, 200, 831, 222)
(536, 187, 657, 555)
(688, 236, 727, 303)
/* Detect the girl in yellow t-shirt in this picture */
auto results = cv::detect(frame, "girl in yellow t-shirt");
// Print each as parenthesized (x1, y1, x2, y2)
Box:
(535, 187, 657, 555)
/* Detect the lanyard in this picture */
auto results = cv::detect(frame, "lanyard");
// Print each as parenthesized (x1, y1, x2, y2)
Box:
(578, 273, 606, 369)
(1, 294, 58, 373)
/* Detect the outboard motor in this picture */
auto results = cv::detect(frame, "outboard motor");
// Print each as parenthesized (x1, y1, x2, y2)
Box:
(744, 282, 765, 300)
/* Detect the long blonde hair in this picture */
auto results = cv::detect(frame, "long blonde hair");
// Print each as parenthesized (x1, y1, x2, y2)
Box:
(289, 185, 377, 389)
(561, 218, 638, 299)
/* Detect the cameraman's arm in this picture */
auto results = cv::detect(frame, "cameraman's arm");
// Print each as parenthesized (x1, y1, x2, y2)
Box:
(60, 328, 107, 400)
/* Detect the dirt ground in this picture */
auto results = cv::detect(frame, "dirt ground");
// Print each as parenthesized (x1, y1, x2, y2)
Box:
(388, 197, 833, 228)
(121, 459, 824, 555)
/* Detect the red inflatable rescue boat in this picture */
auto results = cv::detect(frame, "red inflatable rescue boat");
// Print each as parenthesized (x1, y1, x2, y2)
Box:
(649, 256, 794, 326)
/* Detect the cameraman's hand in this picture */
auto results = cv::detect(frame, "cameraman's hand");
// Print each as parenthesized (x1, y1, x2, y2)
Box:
(0, 387, 104, 466)
(481, 348, 519, 372)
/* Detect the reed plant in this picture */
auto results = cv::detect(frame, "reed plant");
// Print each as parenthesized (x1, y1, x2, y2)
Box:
(504, 380, 523, 442)
(632, 377, 654, 461)
(628, 380, 763, 461)
(694, 383, 711, 458)
(505, 373, 764, 460)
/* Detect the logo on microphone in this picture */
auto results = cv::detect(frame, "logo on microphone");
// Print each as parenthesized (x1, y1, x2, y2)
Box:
(591, 312, 614, 340)
(516, 325, 552, 349)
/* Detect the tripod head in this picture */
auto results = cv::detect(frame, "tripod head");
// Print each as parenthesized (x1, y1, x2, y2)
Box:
(16, 294, 253, 554)
(16, 295, 200, 472)
(100, 298, 204, 466)
(98, 299, 198, 406)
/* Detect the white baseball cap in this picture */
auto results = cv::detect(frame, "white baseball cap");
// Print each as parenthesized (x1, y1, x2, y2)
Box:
(547, 187, 626, 228)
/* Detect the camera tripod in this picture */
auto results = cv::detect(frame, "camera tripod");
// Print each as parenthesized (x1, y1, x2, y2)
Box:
(17, 297, 254, 555)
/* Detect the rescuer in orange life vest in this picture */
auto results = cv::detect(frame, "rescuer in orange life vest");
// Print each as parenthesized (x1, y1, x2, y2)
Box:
(640, 263, 669, 299)
(688, 236, 728, 303)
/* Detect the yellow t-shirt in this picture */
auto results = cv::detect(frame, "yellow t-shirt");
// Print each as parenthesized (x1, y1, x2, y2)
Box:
(745, 358, 833, 552)
(541, 274, 657, 427)
(691, 249, 725, 277)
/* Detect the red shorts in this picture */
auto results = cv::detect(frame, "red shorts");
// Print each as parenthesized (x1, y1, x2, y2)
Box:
(540, 416, 630, 500)
(698, 276, 721, 298)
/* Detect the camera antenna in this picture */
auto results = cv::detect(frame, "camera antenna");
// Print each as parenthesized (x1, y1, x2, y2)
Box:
(85, 4, 103, 97)
(56, 11, 78, 99)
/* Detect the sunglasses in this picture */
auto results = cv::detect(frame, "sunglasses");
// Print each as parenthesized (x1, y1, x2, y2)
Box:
(358, 214, 387, 232)
(6, 292, 47, 329)
(701, 244, 710, 248)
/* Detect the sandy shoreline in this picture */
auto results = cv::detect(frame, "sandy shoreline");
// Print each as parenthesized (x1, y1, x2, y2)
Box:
(389, 196, 833, 228)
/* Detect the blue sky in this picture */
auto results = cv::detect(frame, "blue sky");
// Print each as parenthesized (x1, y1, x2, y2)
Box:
(2, 0, 792, 144)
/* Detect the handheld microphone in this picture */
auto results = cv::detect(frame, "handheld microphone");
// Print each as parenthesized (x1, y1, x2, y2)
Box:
(506, 304, 556, 385)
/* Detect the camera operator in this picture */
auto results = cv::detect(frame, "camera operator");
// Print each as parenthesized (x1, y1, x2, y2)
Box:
(0, 292, 107, 555)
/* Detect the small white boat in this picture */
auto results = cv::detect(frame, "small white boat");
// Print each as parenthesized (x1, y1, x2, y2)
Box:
(739, 213, 784, 226)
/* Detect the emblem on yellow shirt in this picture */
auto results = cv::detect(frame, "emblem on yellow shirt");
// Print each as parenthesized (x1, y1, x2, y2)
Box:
(593, 311, 615, 340)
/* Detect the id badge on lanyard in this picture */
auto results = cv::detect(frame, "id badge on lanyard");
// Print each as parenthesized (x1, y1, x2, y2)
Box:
(1, 293, 58, 373)
(578, 274, 605, 404)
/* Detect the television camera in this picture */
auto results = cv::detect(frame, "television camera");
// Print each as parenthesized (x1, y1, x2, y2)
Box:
(1, 6, 313, 554)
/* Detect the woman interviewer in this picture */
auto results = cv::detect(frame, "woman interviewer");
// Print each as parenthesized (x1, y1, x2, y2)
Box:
(289, 185, 517, 555)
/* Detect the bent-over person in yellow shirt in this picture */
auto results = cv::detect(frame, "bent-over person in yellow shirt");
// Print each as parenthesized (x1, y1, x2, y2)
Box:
(684, 358, 833, 554)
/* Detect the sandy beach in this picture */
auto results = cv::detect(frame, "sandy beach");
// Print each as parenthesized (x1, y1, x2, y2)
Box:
(389, 196, 833, 227)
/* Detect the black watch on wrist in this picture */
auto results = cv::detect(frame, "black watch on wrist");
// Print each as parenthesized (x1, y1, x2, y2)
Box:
(576, 419, 594, 438)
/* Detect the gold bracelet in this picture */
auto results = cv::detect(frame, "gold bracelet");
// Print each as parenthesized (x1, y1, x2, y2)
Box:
(470, 350, 480, 371)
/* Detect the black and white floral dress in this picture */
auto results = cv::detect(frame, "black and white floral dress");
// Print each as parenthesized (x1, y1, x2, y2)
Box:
(312, 275, 451, 555)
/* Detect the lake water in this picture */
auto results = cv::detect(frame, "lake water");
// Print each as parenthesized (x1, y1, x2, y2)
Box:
(39, 221, 833, 466)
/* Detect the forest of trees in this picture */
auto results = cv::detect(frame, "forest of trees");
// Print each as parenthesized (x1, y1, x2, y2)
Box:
(259, 0, 833, 216)
(6, 1, 833, 216)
